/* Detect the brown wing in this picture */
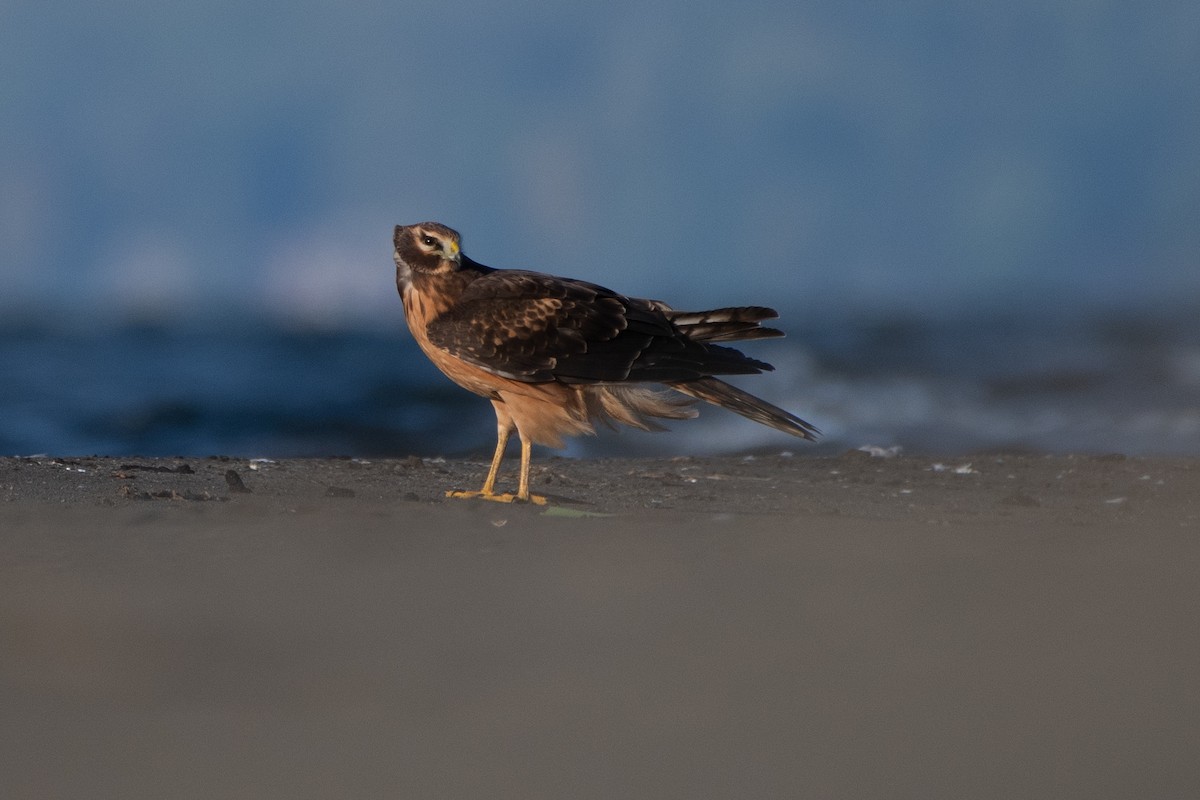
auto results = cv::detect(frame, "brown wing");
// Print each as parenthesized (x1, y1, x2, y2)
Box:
(424, 270, 776, 385)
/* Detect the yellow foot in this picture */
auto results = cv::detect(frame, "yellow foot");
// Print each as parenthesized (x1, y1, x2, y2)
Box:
(446, 490, 548, 506)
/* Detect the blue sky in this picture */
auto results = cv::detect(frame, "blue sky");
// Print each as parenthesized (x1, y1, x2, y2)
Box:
(2, 0, 1197, 328)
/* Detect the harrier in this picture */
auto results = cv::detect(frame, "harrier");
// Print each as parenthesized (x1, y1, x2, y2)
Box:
(393, 222, 818, 504)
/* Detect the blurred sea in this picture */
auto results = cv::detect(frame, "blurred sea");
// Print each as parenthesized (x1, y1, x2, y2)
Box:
(3, 308, 1198, 459)
(5, 0, 1197, 463)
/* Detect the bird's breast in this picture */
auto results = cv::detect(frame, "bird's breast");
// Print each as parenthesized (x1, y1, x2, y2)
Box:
(403, 273, 463, 323)
(401, 284, 440, 340)
(400, 283, 487, 394)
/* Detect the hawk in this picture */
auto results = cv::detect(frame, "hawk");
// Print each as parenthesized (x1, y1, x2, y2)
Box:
(393, 222, 818, 504)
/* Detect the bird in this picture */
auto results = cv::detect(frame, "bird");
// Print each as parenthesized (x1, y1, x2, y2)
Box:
(393, 221, 818, 505)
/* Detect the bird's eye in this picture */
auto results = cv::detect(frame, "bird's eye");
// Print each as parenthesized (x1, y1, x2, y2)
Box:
(421, 235, 438, 248)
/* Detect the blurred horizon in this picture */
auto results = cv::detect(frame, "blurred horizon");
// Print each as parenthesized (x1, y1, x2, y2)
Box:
(4, 1, 1198, 331)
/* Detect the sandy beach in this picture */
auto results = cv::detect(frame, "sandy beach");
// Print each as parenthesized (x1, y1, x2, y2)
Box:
(3, 452, 1199, 798)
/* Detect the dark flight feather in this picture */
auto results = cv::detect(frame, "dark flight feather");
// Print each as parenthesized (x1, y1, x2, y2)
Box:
(671, 377, 820, 440)
(425, 270, 778, 385)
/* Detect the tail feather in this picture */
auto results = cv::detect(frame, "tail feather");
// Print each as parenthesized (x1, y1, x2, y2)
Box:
(665, 306, 786, 344)
(669, 377, 819, 440)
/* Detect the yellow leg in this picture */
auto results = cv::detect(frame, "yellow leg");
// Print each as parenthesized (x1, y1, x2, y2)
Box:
(446, 417, 546, 505)
(479, 424, 510, 494)
(508, 436, 546, 504)
(516, 436, 533, 502)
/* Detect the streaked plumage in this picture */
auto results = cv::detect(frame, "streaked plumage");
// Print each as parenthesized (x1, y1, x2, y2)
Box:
(393, 221, 817, 504)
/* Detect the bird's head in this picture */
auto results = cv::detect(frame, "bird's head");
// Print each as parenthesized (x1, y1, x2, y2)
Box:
(393, 222, 463, 279)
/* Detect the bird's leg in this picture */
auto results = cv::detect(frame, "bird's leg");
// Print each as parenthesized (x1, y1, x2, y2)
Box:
(445, 407, 546, 505)
(516, 437, 531, 500)
(447, 420, 511, 502)
(445, 424, 547, 505)
(514, 435, 547, 504)
(478, 423, 510, 494)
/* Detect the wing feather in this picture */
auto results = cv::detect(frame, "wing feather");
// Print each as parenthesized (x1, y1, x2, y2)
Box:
(425, 270, 776, 385)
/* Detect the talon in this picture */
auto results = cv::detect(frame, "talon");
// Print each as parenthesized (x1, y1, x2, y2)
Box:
(446, 490, 547, 505)
(446, 489, 509, 502)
